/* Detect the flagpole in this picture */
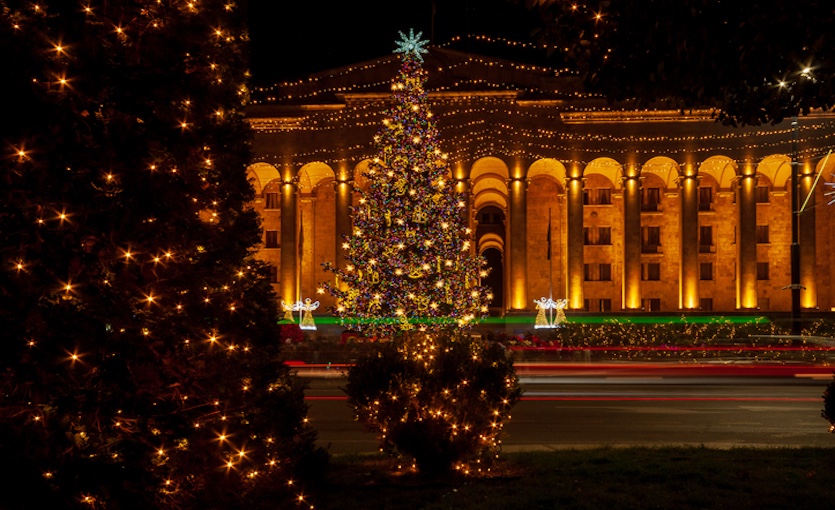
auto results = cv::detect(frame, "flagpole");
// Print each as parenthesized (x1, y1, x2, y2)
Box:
(297, 208, 302, 304)
(548, 207, 553, 325)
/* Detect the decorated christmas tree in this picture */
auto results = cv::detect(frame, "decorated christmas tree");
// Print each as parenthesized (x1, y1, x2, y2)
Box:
(327, 30, 519, 477)
(322, 29, 491, 337)
(0, 2, 318, 508)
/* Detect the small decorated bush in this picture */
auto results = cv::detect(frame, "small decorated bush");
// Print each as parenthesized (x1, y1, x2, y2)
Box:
(344, 331, 521, 476)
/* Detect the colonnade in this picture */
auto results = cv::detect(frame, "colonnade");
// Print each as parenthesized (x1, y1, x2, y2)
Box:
(254, 155, 826, 313)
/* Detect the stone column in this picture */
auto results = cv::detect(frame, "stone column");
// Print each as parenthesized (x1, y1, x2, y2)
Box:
(622, 170, 642, 310)
(507, 177, 528, 310)
(566, 171, 585, 310)
(298, 194, 315, 299)
(799, 167, 817, 308)
(333, 179, 353, 275)
(736, 172, 758, 309)
(679, 169, 699, 310)
(280, 180, 298, 305)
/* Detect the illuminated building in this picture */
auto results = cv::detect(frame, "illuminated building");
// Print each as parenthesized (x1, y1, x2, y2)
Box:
(246, 47, 835, 314)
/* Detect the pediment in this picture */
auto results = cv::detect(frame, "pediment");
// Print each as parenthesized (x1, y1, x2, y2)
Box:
(251, 47, 582, 105)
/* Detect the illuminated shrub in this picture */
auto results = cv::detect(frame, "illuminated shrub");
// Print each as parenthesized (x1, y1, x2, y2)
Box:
(344, 331, 521, 476)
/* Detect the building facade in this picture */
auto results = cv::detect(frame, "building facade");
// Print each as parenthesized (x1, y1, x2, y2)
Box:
(246, 48, 835, 314)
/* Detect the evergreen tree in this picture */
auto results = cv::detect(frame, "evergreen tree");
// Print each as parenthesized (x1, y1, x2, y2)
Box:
(325, 30, 518, 477)
(0, 2, 317, 508)
(322, 29, 491, 337)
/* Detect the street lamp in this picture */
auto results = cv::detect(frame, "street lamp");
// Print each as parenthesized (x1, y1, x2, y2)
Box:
(790, 116, 801, 335)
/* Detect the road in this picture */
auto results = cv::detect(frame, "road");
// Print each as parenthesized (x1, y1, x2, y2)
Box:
(303, 372, 835, 454)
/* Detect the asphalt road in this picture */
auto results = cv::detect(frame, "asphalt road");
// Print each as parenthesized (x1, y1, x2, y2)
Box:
(303, 375, 835, 455)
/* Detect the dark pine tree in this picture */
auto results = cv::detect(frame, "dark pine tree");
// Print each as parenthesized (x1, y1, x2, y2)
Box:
(516, 0, 834, 126)
(0, 2, 318, 508)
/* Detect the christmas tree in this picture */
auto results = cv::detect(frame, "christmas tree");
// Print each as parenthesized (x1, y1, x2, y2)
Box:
(0, 2, 318, 508)
(328, 30, 519, 477)
(322, 29, 491, 337)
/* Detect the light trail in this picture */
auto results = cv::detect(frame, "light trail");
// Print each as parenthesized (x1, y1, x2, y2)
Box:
(304, 395, 819, 402)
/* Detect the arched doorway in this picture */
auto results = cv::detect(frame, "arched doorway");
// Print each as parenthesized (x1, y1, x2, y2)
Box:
(477, 205, 506, 314)
(482, 247, 504, 315)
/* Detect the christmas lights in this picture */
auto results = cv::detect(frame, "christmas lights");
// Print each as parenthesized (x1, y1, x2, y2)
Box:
(321, 31, 490, 337)
(1, 2, 317, 508)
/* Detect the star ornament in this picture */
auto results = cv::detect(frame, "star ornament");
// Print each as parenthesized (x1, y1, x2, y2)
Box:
(394, 28, 429, 62)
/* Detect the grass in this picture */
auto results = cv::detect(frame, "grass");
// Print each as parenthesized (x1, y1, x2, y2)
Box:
(309, 447, 835, 509)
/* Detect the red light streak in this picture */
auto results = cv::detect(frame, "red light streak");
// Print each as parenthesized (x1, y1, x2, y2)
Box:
(509, 346, 835, 352)
(304, 395, 818, 402)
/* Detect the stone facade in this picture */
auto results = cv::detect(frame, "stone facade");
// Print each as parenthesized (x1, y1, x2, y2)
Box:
(246, 48, 835, 314)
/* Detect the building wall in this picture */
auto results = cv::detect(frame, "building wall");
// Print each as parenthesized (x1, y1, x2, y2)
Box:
(246, 52, 835, 314)
(247, 150, 835, 314)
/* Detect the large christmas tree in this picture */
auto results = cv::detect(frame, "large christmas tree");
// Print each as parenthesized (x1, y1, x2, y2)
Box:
(0, 2, 317, 508)
(322, 29, 491, 337)
(327, 31, 517, 477)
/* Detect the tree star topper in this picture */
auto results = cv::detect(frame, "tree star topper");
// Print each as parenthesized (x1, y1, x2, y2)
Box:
(394, 28, 429, 62)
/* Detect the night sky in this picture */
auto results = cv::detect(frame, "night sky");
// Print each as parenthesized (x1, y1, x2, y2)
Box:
(247, 0, 544, 85)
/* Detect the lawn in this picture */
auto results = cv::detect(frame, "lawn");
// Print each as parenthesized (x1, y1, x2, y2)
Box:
(310, 447, 835, 509)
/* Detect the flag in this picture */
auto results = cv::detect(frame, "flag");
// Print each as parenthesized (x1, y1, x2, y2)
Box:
(297, 208, 304, 259)
(546, 208, 552, 260)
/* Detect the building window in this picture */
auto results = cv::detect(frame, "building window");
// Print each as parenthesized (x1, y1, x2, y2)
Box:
(642, 298, 661, 312)
(755, 186, 770, 203)
(264, 192, 280, 210)
(598, 227, 611, 245)
(583, 299, 611, 312)
(269, 265, 278, 284)
(584, 264, 611, 281)
(642, 187, 661, 212)
(757, 262, 769, 280)
(699, 225, 713, 252)
(756, 225, 769, 244)
(642, 226, 661, 253)
(583, 188, 612, 205)
(699, 187, 713, 211)
(700, 298, 713, 311)
(700, 262, 713, 281)
(265, 230, 279, 248)
(584, 226, 611, 245)
(480, 212, 501, 224)
(642, 263, 661, 281)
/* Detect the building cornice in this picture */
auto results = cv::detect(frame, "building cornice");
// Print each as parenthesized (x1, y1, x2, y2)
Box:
(561, 109, 717, 124)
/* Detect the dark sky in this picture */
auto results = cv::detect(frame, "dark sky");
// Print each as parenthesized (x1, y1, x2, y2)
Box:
(248, 0, 544, 85)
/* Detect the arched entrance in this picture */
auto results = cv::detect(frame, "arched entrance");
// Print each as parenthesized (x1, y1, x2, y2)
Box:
(482, 248, 504, 315)
(477, 205, 506, 314)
